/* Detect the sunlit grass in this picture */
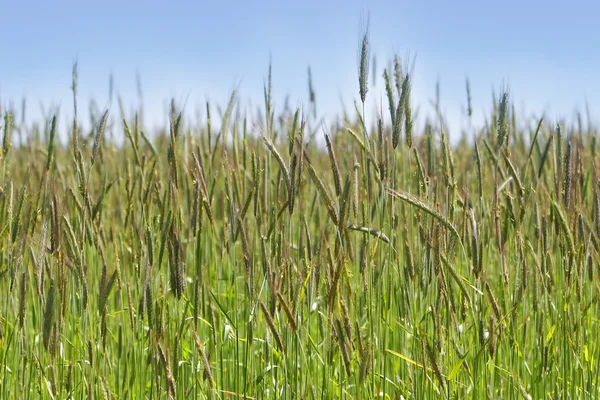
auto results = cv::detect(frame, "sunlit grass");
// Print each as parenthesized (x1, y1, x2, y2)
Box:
(0, 38, 599, 400)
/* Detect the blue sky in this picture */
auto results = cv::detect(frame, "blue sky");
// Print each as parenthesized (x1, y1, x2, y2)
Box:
(1, 0, 599, 138)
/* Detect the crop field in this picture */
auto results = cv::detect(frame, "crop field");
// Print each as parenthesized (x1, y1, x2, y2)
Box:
(1, 34, 600, 399)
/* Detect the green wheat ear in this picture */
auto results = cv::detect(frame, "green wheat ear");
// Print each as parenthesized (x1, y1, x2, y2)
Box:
(91, 109, 109, 168)
(466, 78, 473, 118)
(497, 90, 509, 147)
(404, 78, 413, 149)
(2, 111, 13, 157)
(358, 13, 370, 104)
(46, 114, 57, 172)
(308, 67, 316, 117)
(383, 69, 396, 126)
(43, 278, 56, 351)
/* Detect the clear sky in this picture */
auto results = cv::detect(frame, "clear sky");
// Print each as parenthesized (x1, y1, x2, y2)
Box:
(1, 0, 599, 138)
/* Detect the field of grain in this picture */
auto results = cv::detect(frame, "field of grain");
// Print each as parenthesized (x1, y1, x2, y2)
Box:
(1, 33, 599, 399)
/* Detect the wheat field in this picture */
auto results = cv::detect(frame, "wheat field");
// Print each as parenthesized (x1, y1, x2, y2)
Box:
(0, 30, 599, 399)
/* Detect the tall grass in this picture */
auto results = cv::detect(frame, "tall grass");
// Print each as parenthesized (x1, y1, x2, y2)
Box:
(0, 36, 599, 400)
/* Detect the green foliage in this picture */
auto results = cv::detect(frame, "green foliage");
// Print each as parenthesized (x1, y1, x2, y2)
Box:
(0, 52, 598, 400)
